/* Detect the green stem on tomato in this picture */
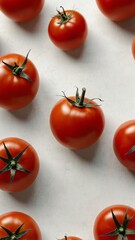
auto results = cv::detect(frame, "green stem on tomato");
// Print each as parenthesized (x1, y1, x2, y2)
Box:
(62, 87, 103, 108)
(2, 50, 32, 82)
(57, 6, 73, 24)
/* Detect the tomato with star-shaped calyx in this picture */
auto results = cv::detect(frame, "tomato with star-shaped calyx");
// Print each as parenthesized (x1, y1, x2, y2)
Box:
(0, 137, 39, 192)
(0, 50, 39, 110)
(94, 204, 135, 240)
(0, 211, 42, 240)
(50, 87, 105, 149)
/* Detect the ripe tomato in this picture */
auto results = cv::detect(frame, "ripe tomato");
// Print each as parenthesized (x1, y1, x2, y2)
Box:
(60, 236, 82, 240)
(0, 137, 39, 192)
(0, 51, 39, 110)
(48, 7, 88, 51)
(95, 0, 135, 21)
(113, 120, 135, 171)
(0, 0, 45, 22)
(132, 37, 135, 59)
(0, 211, 42, 240)
(50, 88, 105, 149)
(94, 204, 135, 240)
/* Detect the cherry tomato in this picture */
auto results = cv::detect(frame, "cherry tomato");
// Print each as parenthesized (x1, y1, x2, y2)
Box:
(0, 137, 39, 192)
(0, 211, 42, 240)
(132, 37, 135, 59)
(0, 0, 45, 22)
(95, 0, 135, 21)
(50, 88, 105, 149)
(0, 51, 39, 110)
(113, 120, 135, 171)
(48, 7, 88, 51)
(94, 204, 135, 240)
(60, 236, 82, 240)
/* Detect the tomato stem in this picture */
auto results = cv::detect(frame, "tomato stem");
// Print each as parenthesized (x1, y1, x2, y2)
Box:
(57, 6, 73, 24)
(79, 88, 86, 106)
(2, 50, 32, 82)
(62, 87, 103, 108)
(0, 143, 30, 184)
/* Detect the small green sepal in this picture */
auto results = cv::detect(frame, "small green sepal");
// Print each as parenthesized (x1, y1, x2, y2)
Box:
(2, 50, 32, 82)
(102, 209, 135, 240)
(56, 6, 73, 24)
(62, 87, 103, 108)
(0, 142, 30, 184)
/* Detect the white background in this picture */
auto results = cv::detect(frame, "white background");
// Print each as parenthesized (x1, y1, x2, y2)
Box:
(0, 0, 135, 240)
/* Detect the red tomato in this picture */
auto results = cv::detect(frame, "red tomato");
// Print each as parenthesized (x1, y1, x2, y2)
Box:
(94, 204, 135, 240)
(132, 37, 135, 59)
(50, 88, 105, 149)
(48, 7, 88, 51)
(60, 236, 82, 240)
(0, 211, 42, 240)
(0, 137, 39, 192)
(0, 51, 39, 110)
(95, 0, 135, 21)
(113, 120, 135, 171)
(0, 0, 45, 22)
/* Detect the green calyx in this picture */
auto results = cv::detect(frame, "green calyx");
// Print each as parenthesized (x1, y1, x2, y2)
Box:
(62, 87, 103, 108)
(0, 142, 30, 184)
(2, 50, 32, 82)
(57, 6, 73, 24)
(125, 145, 135, 155)
(0, 223, 29, 240)
(103, 209, 135, 240)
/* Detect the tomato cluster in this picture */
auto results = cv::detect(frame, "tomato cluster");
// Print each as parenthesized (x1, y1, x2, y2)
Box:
(0, 1, 135, 240)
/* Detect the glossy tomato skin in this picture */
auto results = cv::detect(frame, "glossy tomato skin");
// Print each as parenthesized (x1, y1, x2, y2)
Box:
(94, 205, 135, 240)
(0, 137, 39, 192)
(61, 236, 82, 240)
(113, 120, 135, 170)
(96, 0, 135, 21)
(0, 211, 42, 240)
(132, 37, 135, 59)
(50, 97, 105, 149)
(48, 10, 88, 51)
(0, 53, 39, 110)
(0, 0, 45, 22)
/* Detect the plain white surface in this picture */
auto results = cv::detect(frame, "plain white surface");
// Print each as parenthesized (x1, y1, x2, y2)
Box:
(0, 0, 135, 240)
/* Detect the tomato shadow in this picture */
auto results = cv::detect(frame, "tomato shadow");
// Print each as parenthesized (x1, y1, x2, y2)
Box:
(113, 16, 135, 34)
(63, 43, 86, 59)
(6, 100, 38, 121)
(72, 141, 100, 162)
(8, 181, 37, 204)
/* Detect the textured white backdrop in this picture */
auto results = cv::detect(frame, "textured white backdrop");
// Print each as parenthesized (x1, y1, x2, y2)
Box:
(0, 0, 135, 240)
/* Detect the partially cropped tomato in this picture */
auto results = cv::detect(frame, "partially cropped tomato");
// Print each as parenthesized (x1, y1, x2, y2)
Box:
(0, 211, 42, 240)
(0, 51, 39, 110)
(94, 204, 135, 240)
(60, 236, 82, 240)
(113, 120, 135, 171)
(0, 137, 39, 192)
(48, 7, 88, 51)
(132, 37, 135, 59)
(95, 0, 135, 21)
(50, 88, 105, 149)
(0, 0, 45, 22)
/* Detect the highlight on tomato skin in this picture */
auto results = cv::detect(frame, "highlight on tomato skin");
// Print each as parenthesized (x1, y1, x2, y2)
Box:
(95, 0, 135, 21)
(50, 88, 105, 150)
(132, 37, 135, 59)
(0, 211, 42, 240)
(113, 120, 135, 171)
(0, 0, 45, 22)
(93, 204, 135, 240)
(48, 7, 88, 51)
(0, 137, 40, 192)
